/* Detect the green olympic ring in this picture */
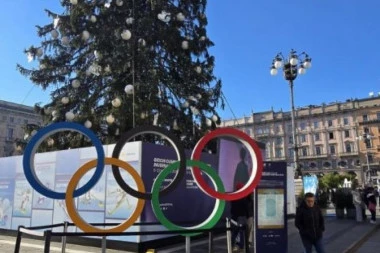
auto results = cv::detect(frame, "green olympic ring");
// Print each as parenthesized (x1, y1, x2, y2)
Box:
(151, 160, 226, 236)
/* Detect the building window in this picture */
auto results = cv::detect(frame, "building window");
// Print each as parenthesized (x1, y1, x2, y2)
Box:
(368, 154, 374, 163)
(287, 124, 292, 133)
(345, 143, 352, 153)
(7, 128, 14, 140)
(344, 130, 350, 138)
(315, 146, 322, 155)
(364, 127, 370, 133)
(377, 112, 380, 120)
(329, 132, 334, 140)
(328, 120, 333, 127)
(329, 145, 336, 154)
(275, 148, 282, 158)
(10, 117, 14, 123)
(289, 136, 293, 144)
(365, 139, 372, 149)
(288, 148, 294, 158)
(256, 128, 262, 135)
(275, 137, 282, 145)
(314, 133, 320, 141)
(300, 134, 307, 143)
(275, 125, 280, 133)
(313, 121, 319, 129)
(265, 142, 271, 158)
(363, 115, 368, 122)
(343, 117, 349, 125)
(302, 147, 308, 157)
(300, 122, 306, 130)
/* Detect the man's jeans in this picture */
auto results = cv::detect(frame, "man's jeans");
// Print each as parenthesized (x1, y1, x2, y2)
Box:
(301, 236, 326, 253)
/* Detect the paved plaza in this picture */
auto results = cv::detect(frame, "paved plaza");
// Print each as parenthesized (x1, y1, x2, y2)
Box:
(1, 215, 379, 253)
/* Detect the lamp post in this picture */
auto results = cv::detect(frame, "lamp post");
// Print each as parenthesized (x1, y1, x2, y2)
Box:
(357, 133, 373, 185)
(270, 49, 312, 178)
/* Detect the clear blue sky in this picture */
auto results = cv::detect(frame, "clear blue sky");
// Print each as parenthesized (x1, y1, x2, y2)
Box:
(1, 0, 380, 120)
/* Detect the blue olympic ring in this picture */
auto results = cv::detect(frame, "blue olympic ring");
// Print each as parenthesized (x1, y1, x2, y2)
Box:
(23, 122, 105, 199)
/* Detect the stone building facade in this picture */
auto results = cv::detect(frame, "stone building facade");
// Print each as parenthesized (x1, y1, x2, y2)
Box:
(0, 100, 42, 157)
(221, 96, 380, 185)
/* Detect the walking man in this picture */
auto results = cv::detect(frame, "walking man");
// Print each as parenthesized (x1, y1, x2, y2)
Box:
(295, 192, 326, 253)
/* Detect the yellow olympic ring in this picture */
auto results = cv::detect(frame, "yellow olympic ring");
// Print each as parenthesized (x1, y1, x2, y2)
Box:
(65, 157, 146, 233)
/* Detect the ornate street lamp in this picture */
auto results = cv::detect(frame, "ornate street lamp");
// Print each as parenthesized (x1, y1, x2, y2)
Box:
(357, 133, 373, 185)
(270, 49, 312, 178)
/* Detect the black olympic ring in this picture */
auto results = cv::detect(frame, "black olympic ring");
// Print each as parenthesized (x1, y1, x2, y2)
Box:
(111, 125, 186, 200)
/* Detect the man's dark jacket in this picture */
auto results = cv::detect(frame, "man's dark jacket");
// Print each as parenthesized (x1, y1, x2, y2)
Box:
(295, 201, 325, 242)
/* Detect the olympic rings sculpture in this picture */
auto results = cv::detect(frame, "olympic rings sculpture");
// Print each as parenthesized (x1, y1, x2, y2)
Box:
(23, 122, 263, 235)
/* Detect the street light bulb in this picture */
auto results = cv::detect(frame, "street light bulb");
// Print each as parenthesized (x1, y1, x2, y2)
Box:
(303, 60, 312, 69)
(290, 57, 298, 66)
(270, 68, 278, 76)
(298, 67, 306, 75)
(274, 60, 283, 69)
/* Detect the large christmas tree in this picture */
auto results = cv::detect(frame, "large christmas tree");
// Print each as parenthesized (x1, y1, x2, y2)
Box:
(17, 0, 224, 150)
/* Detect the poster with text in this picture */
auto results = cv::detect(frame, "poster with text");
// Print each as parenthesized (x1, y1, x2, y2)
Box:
(0, 179, 14, 229)
(32, 163, 55, 209)
(13, 177, 33, 217)
(257, 189, 285, 229)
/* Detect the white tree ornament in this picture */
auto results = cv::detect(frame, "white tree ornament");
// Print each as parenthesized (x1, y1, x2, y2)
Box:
(106, 114, 115, 124)
(212, 115, 218, 122)
(51, 29, 59, 39)
(72, 79, 81, 88)
(82, 30, 90, 41)
(121, 30, 132, 40)
(124, 84, 134, 94)
(176, 12, 185, 22)
(112, 98, 122, 107)
(84, 120, 92, 128)
(90, 15, 97, 23)
(126, 17, 134, 25)
(181, 40, 189, 49)
(61, 97, 69, 104)
(65, 111, 75, 121)
(70, 0, 78, 5)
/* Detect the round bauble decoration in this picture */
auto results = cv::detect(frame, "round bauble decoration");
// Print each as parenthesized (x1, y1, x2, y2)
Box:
(52, 110, 59, 117)
(124, 84, 134, 94)
(31, 130, 37, 136)
(65, 111, 75, 121)
(90, 15, 97, 23)
(196, 94, 202, 99)
(61, 36, 70, 46)
(51, 30, 59, 39)
(138, 38, 146, 47)
(82, 30, 90, 41)
(84, 120, 92, 128)
(70, 0, 78, 4)
(72, 79, 81, 88)
(206, 118, 212, 127)
(112, 98, 122, 107)
(182, 101, 189, 108)
(106, 114, 115, 124)
(195, 66, 202, 74)
(47, 138, 55, 147)
(44, 107, 52, 115)
(126, 17, 134, 25)
(39, 64, 47, 70)
(181, 40, 189, 50)
(200, 36, 206, 41)
(116, 0, 123, 6)
(36, 48, 43, 57)
(176, 12, 185, 22)
(61, 97, 70, 104)
(121, 30, 132, 40)
(94, 50, 102, 59)
(104, 65, 111, 73)
(212, 115, 218, 122)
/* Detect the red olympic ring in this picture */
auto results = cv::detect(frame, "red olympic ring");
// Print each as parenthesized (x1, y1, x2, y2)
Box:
(191, 127, 263, 201)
